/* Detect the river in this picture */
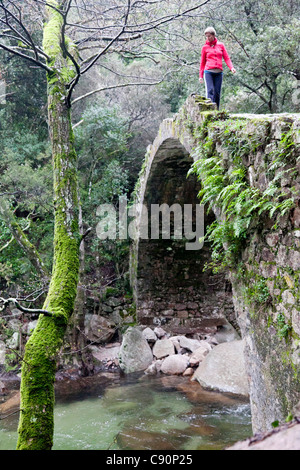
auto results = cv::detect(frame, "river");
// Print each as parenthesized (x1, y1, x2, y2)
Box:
(0, 373, 252, 450)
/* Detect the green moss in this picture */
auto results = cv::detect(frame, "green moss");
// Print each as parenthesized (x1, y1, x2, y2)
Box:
(43, 0, 77, 94)
(276, 313, 292, 341)
(243, 275, 270, 306)
(43, 1, 62, 58)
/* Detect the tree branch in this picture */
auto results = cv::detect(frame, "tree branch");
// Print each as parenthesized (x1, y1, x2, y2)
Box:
(0, 0, 52, 71)
(0, 41, 52, 73)
(0, 297, 52, 316)
(72, 76, 166, 106)
(60, 1, 81, 106)
(78, 0, 133, 78)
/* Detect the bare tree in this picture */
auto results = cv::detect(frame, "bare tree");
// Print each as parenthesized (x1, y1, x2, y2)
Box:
(0, 0, 212, 450)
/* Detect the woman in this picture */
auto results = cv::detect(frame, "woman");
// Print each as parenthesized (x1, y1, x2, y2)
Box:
(199, 27, 236, 110)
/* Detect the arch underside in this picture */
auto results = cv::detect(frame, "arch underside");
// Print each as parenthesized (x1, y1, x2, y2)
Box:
(133, 138, 235, 335)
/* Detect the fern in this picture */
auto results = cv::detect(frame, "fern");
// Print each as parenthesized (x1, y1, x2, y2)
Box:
(189, 119, 297, 271)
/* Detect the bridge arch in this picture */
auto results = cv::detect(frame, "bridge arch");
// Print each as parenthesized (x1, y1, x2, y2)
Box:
(130, 94, 300, 432)
(129, 100, 235, 335)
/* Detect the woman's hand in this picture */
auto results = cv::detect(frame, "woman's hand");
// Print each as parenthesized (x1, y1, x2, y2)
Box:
(199, 77, 204, 83)
(231, 68, 236, 74)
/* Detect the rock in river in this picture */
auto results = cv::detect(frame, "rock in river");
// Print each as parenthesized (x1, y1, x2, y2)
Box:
(160, 354, 189, 375)
(153, 338, 175, 359)
(119, 327, 153, 374)
(192, 340, 249, 397)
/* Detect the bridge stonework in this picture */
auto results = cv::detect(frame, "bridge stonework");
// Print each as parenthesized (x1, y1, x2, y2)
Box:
(130, 94, 300, 432)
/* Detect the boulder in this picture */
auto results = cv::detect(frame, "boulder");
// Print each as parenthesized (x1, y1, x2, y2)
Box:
(142, 327, 157, 343)
(192, 340, 249, 397)
(183, 367, 194, 377)
(178, 336, 202, 352)
(118, 327, 153, 373)
(27, 320, 38, 335)
(169, 336, 181, 352)
(6, 332, 19, 349)
(154, 327, 167, 338)
(189, 341, 212, 366)
(214, 322, 240, 344)
(107, 310, 123, 326)
(84, 314, 115, 344)
(144, 362, 158, 375)
(90, 344, 120, 363)
(160, 354, 189, 375)
(153, 338, 175, 359)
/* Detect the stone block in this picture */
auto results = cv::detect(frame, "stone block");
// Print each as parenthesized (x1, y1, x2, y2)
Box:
(189, 342, 212, 366)
(187, 302, 198, 309)
(161, 309, 174, 316)
(292, 308, 300, 337)
(282, 290, 296, 306)
(106, 297, 122, 307)
(160, 354, 189, 375)
(261, 248, 275, 262)
(292, 207, 300, 228)
(266, 233, 280, 247)
(142, 327, 157, 342)
(292, 120, 300, 145)
(175, 304, 187, 311)
(177, 310, 189, 318)
(259, 262, 278, 279)
(102, 304, 113, 313)
(276, 246, 288, 266)
(153, 338, 175, 359)
(271, 118, 292, 140)
(0, 341, 6, 365)
(289, 250, 300, 270)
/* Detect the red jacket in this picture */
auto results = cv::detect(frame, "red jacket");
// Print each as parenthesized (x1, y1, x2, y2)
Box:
(199, 39, 233, 78)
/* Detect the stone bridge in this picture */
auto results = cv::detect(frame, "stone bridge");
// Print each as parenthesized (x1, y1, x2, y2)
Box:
(129, 94, 300, 433)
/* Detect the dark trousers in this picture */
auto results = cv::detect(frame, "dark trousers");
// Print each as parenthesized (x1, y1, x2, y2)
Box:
(204, 71, 223, 110)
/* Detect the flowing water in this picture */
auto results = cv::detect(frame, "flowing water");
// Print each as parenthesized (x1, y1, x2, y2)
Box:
(0, 373, 252, 450)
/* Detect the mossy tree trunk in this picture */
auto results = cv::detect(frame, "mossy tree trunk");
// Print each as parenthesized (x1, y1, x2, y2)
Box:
(16, 1, 80, 450)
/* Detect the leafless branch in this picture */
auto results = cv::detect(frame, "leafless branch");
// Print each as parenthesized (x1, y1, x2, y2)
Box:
(72, 69, 174, 106)
(0, 0, 52, 71)
(0, 297, 52, 316)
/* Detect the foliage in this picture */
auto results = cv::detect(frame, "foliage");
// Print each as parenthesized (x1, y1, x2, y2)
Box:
(0, 111, 53, 289)
(276, 313, 292, 341)
(215, 2, 300, 113)
(68, 103, 132, 291)
(189, 118, 297, 272)
(75, 104, 129, 164)
(241, 272, 271, 306)
(87, 158, 131, 286)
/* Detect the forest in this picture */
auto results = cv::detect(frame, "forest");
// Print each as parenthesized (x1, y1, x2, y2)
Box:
(0, 0, 299, 451)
